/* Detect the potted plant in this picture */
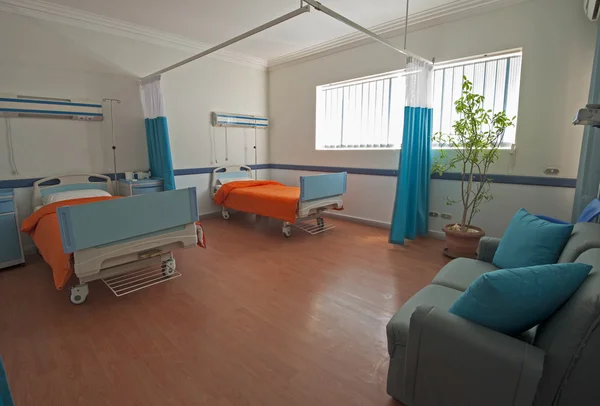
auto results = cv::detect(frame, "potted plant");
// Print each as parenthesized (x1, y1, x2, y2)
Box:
(432, 76, 515, 258)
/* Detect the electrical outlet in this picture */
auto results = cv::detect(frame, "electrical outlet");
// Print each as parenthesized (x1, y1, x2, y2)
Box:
(429, 211, 440, 217)
(544, 167, 560, 175)
(441, 213, 452, 219)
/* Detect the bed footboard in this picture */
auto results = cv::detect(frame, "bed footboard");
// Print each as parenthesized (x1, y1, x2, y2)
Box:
(57, 188, 199, 254)
(298, 172, 346, 218)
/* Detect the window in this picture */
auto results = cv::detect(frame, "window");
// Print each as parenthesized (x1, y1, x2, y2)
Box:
(315, 50, 522, 150)
(433, 51, 522, 148)
(316, 72, 406, 149)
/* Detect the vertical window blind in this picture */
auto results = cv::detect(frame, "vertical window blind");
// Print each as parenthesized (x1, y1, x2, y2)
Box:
(315, 51, 522, 150)
(316, 73, 405, 149)
(433, 52, 522, 147)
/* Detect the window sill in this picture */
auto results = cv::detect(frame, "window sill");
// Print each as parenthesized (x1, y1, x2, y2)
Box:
(432, 145, 514, 150)
(316, 147, 400, 151)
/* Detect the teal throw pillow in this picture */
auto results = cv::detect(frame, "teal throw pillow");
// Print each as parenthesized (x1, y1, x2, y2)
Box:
(448, 263, 592, 335)
(493, 208, 573, 269)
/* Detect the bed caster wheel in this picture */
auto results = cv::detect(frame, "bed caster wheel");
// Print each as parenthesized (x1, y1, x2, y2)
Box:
(317, 217, 324, 228)
(70, 284, 89, 305)
(283, 226, 292, 238)
(162, 258, 176, 276)
(222, 208, 230, 220)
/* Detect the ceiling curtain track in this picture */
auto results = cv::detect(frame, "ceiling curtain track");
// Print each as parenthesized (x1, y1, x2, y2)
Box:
(141, 0, 431, 81)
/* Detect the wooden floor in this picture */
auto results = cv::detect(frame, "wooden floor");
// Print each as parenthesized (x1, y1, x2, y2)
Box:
(0, 215, 448, 406)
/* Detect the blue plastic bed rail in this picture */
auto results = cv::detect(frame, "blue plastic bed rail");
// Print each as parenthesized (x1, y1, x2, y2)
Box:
(57, 188, 198, 254)
(299, 172, 347, 202)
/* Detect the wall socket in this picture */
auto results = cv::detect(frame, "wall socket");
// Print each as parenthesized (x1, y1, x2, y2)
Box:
(441, 213, 453, 219)
(429, 211, 440, 217)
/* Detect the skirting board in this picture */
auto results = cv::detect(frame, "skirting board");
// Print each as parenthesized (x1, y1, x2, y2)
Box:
(323, 211, 446, 240)
(322, 211, 390, 229)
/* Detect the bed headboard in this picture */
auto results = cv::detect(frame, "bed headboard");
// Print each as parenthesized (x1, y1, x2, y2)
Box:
(32, 173, 113, 207)
(210, 165, 253, 198)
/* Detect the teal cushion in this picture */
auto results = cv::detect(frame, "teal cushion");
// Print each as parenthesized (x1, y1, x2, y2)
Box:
(493, 208, 573, 269)
(448, 263, 592, 335)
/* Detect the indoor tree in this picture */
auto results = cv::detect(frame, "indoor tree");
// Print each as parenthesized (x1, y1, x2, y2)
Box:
(432, 76, 515, 232)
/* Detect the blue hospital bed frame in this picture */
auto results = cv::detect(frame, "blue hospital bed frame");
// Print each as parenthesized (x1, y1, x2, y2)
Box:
(210, 166, 346, 237)
(32, 174, 199, 304)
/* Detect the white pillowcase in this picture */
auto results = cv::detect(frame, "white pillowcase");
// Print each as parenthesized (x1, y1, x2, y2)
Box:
(217, 178, 252, 185)
(43, 189, 112, 205)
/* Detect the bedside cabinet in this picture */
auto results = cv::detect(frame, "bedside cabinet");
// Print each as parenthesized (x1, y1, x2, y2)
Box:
(0, 189, 25, 269)
(118, 178, 165, 196)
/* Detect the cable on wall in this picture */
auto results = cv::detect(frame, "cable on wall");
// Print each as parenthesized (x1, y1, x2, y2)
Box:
(4, 118, 20, 175)
(102, 98, 121, 194)
(225, 127, 229, 161)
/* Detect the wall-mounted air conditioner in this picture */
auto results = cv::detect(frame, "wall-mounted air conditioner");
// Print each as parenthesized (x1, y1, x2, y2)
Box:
(585, 0, 600, 21)
(0, 95, 103, 121)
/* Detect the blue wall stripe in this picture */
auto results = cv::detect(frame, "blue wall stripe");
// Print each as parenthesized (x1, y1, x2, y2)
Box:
(0, 164, 576, 189)
(272, 164, 576, 188)
(270, 163, 398, 177)
(0, 108, 102, 117)
(0, 98, 102, 108)
(0, 173, 126, 189)
(174, 164, 270, 177)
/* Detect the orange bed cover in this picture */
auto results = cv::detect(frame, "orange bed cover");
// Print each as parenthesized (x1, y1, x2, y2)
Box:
(21, 196, 208, 290)
(214, 180, 300, 223)
(21, 196, 121, 290)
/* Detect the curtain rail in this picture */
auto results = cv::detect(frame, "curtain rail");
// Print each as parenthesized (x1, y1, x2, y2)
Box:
(142, 1, 433, 80)
(141, 6, 311, 80)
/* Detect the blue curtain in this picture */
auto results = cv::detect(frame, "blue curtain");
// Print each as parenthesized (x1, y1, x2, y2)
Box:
(141, 77, 176, 191)
(390, 58, 434, 245)
(390, 106, 433, 244)
(145, 116, 176, 191)
(572, 23, 600, 221)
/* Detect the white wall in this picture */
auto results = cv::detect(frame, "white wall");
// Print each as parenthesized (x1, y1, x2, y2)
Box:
(0, 11, 267, 251)
(268, 0, 596, 237)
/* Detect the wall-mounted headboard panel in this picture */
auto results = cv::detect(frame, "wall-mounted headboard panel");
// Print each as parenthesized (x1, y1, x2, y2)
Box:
(210, 165, 253, 197)
(32, 173, 113, 207)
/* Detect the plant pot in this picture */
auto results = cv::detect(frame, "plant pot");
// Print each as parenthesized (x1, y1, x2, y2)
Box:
(442, 224, 485, 259)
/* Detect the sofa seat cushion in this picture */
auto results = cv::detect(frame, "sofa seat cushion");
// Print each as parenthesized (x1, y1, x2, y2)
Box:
(432, 258, 499, 291)
(386, 284, 463, 356)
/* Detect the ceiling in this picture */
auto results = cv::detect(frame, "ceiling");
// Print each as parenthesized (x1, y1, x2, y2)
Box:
(38, 0, 462, 60)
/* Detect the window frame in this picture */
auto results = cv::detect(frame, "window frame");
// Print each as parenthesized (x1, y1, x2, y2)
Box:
(314, 49, 523, 152)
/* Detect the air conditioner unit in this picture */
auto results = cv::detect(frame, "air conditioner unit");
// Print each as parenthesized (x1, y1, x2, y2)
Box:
(0, 95, 103, 121)
(585, 0, 600, 21)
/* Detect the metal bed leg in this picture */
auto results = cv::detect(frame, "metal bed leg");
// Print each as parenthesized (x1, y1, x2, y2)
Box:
(221, 207, 230, 220)
(282, 221, 292, 238)
(70, 283, 89, 305)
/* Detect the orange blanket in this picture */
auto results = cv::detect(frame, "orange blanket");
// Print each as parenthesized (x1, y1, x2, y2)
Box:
(214, 180, 300, 223)
(21, 196, 121, 290)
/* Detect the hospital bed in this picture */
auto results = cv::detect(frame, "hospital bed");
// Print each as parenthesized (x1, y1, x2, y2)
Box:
(211, 166, 346, 237)
(25, 174, 199, 304)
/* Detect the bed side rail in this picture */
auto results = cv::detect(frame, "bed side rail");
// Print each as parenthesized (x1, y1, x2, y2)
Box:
(57, 188, 198, 254)
(299, 172, 347, 202)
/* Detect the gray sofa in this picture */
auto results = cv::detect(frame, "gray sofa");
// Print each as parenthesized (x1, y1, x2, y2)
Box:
(386, 222, 600, 406)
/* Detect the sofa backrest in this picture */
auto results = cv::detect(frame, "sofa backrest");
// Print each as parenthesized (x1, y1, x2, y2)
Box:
(558, 222, 600, 263)
(533, 247, 600, 405)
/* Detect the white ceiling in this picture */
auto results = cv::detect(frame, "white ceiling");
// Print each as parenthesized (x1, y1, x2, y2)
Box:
(40, 0, 460, 60)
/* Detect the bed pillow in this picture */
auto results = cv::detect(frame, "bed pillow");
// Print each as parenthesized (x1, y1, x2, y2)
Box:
(43, 189, 112, 205)
(449, 263, 592, 335)
(493, 208, 573, 269)
(217, 178, 251, 185)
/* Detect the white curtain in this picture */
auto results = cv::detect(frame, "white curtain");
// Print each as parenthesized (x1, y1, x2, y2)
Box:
(140, 76, 166, 119)
(405, 57, 434, 109)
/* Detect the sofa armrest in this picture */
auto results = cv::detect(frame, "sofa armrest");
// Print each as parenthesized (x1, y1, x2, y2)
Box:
(477, 236, 501, 263)
(405, 306, 545, 406)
